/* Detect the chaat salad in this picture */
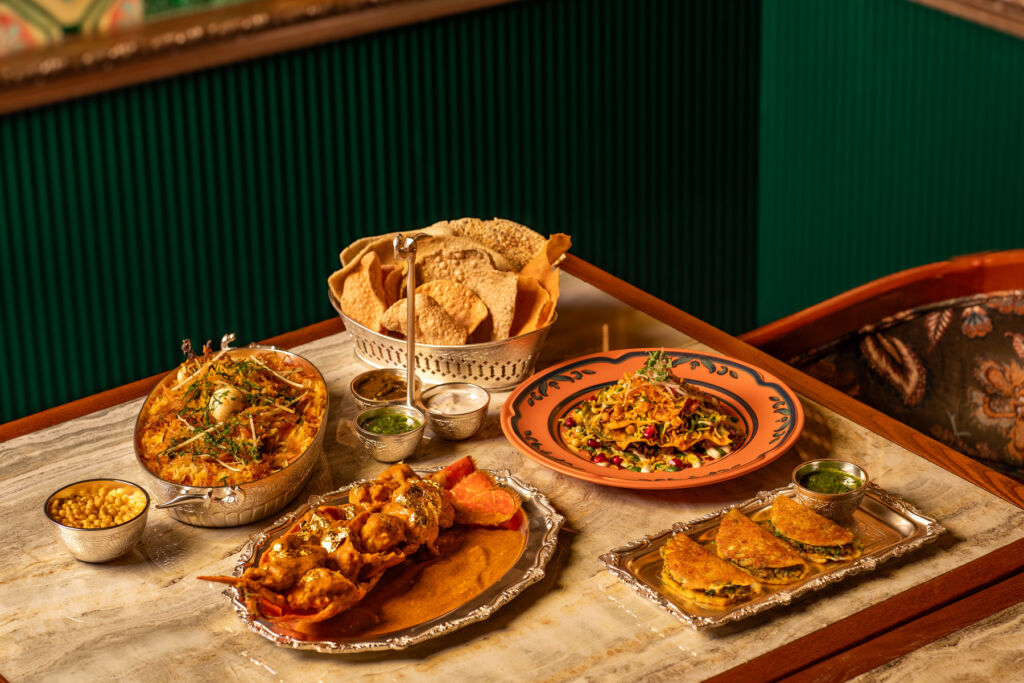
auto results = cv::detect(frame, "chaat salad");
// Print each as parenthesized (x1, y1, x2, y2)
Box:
(561, 351, 745, 473)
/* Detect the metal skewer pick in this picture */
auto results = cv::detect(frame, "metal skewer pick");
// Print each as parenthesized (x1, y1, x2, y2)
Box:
(393, 233, 426, 408)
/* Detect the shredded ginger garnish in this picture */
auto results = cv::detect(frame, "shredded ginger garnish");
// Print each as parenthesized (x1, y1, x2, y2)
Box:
(251, 357, 305, 389)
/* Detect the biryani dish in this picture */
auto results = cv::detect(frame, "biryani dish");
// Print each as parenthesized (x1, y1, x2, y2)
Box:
(562, 351, 746, 473)
(137, 345, 327, 487)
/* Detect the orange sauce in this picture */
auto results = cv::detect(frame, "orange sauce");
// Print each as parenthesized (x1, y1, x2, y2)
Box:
(276, 526, 525, 641)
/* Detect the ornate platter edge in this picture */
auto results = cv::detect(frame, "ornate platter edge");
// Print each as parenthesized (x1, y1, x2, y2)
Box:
(598, 483, 946, 630)
(215, 466, 565, 652)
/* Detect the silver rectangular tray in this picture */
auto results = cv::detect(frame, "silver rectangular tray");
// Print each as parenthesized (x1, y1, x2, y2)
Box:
(599, 483, 945, 629)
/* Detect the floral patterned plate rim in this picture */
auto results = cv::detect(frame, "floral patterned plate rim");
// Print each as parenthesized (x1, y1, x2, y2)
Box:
(499, 348, 804, 489)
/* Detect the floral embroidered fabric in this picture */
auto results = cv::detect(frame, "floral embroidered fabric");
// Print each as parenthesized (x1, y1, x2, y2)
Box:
(792, 290, 1024, 480)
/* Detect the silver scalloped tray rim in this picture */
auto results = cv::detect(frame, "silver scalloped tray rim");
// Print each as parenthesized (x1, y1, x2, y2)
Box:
(217, 466, 565, 652)
(599, 483, 946, 630)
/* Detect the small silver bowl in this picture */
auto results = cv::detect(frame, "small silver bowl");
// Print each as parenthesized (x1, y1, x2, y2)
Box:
(792, 459, 869, 521)
(44, 479, 150, 563)
(420, 382, 490, 440)
(354, 404, 426, 463)
(350, 368, 422, 410)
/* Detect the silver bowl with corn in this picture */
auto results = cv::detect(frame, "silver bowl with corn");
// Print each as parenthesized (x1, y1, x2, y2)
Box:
(44, 479, 150, 563)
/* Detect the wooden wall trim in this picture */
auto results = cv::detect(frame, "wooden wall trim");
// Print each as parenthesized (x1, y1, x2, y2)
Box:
(739, 249, 1024, 361)
(911, 0, 1024, 41)
(0, 0, 520, 116)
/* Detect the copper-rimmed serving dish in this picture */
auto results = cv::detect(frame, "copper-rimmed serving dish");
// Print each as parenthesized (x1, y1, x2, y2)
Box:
(133, 337, 329, 527)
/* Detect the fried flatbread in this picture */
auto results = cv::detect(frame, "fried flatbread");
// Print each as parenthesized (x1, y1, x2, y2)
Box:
(417, 257, 518, 340)
(337, 252, 389, 332)
(415, 235, 515, 273)
(329, 222, 569, 343)
(715, 508, 809, 584)
(510, 275, 551, 337)
(328, 224, 454, 305)
(769, 495, 862, 563)
(416, 279, 490, 336)
(517, 233, 571, 328)
(445, 217, 548, 271)
(381, 294, 468, 346)
(660, 532, 761, 607)
(383, 262, 406, 307)
(337, 223, 454, 267)
(464, 268, 517, 340)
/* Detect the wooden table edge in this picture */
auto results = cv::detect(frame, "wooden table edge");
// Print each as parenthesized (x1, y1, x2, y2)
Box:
(781, 569, 1024, 682)
(3, 255, 1022, 680)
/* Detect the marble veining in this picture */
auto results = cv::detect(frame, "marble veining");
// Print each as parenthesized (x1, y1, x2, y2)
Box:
(1, 275, 1022, 681)
(854, 602, 1024, 683)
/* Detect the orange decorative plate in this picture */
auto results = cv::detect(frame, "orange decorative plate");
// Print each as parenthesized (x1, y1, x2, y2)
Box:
(500, 349, 804, 489)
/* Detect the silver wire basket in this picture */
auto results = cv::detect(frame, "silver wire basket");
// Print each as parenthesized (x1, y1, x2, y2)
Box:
(329, 290, 554, 390)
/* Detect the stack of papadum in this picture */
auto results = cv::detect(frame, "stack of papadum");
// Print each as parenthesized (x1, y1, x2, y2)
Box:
(328, 218, 571, 345)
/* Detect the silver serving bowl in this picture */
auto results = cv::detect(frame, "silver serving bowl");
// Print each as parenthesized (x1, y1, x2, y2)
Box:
(354, 404, 426, 463)
(44, 479, 150, 563)
(133, 342, 329, 527)
(420, 382, 489, 440)
(350, 367, 422, 410)
(329, 290, 555, 390)
(792, 459, 869, 521)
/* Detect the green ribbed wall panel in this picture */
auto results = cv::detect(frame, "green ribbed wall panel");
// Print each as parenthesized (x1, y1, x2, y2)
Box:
(758, 0, 1024, 326)
(0, 0, 761, 422)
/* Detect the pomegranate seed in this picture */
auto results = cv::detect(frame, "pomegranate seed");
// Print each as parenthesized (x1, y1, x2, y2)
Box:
(563, 416, 576, 428)
(642, 425, 657, 440)
(592, 454, 608, 464)
(587, 439, 601, 449)
(670, 458, 684, 468)
(611, 456, 623, 466)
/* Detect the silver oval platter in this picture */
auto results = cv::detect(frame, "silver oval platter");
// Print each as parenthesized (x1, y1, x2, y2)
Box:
(600, 483, 945, 630)
(213, 467, 564, 652)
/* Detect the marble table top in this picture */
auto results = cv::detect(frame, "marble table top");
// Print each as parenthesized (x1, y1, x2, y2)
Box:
(2, 275, 1022, 681)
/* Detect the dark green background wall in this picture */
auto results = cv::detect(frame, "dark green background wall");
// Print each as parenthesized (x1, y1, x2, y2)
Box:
(758, 0, 1024, 325)
(0, 0, 761, 422)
